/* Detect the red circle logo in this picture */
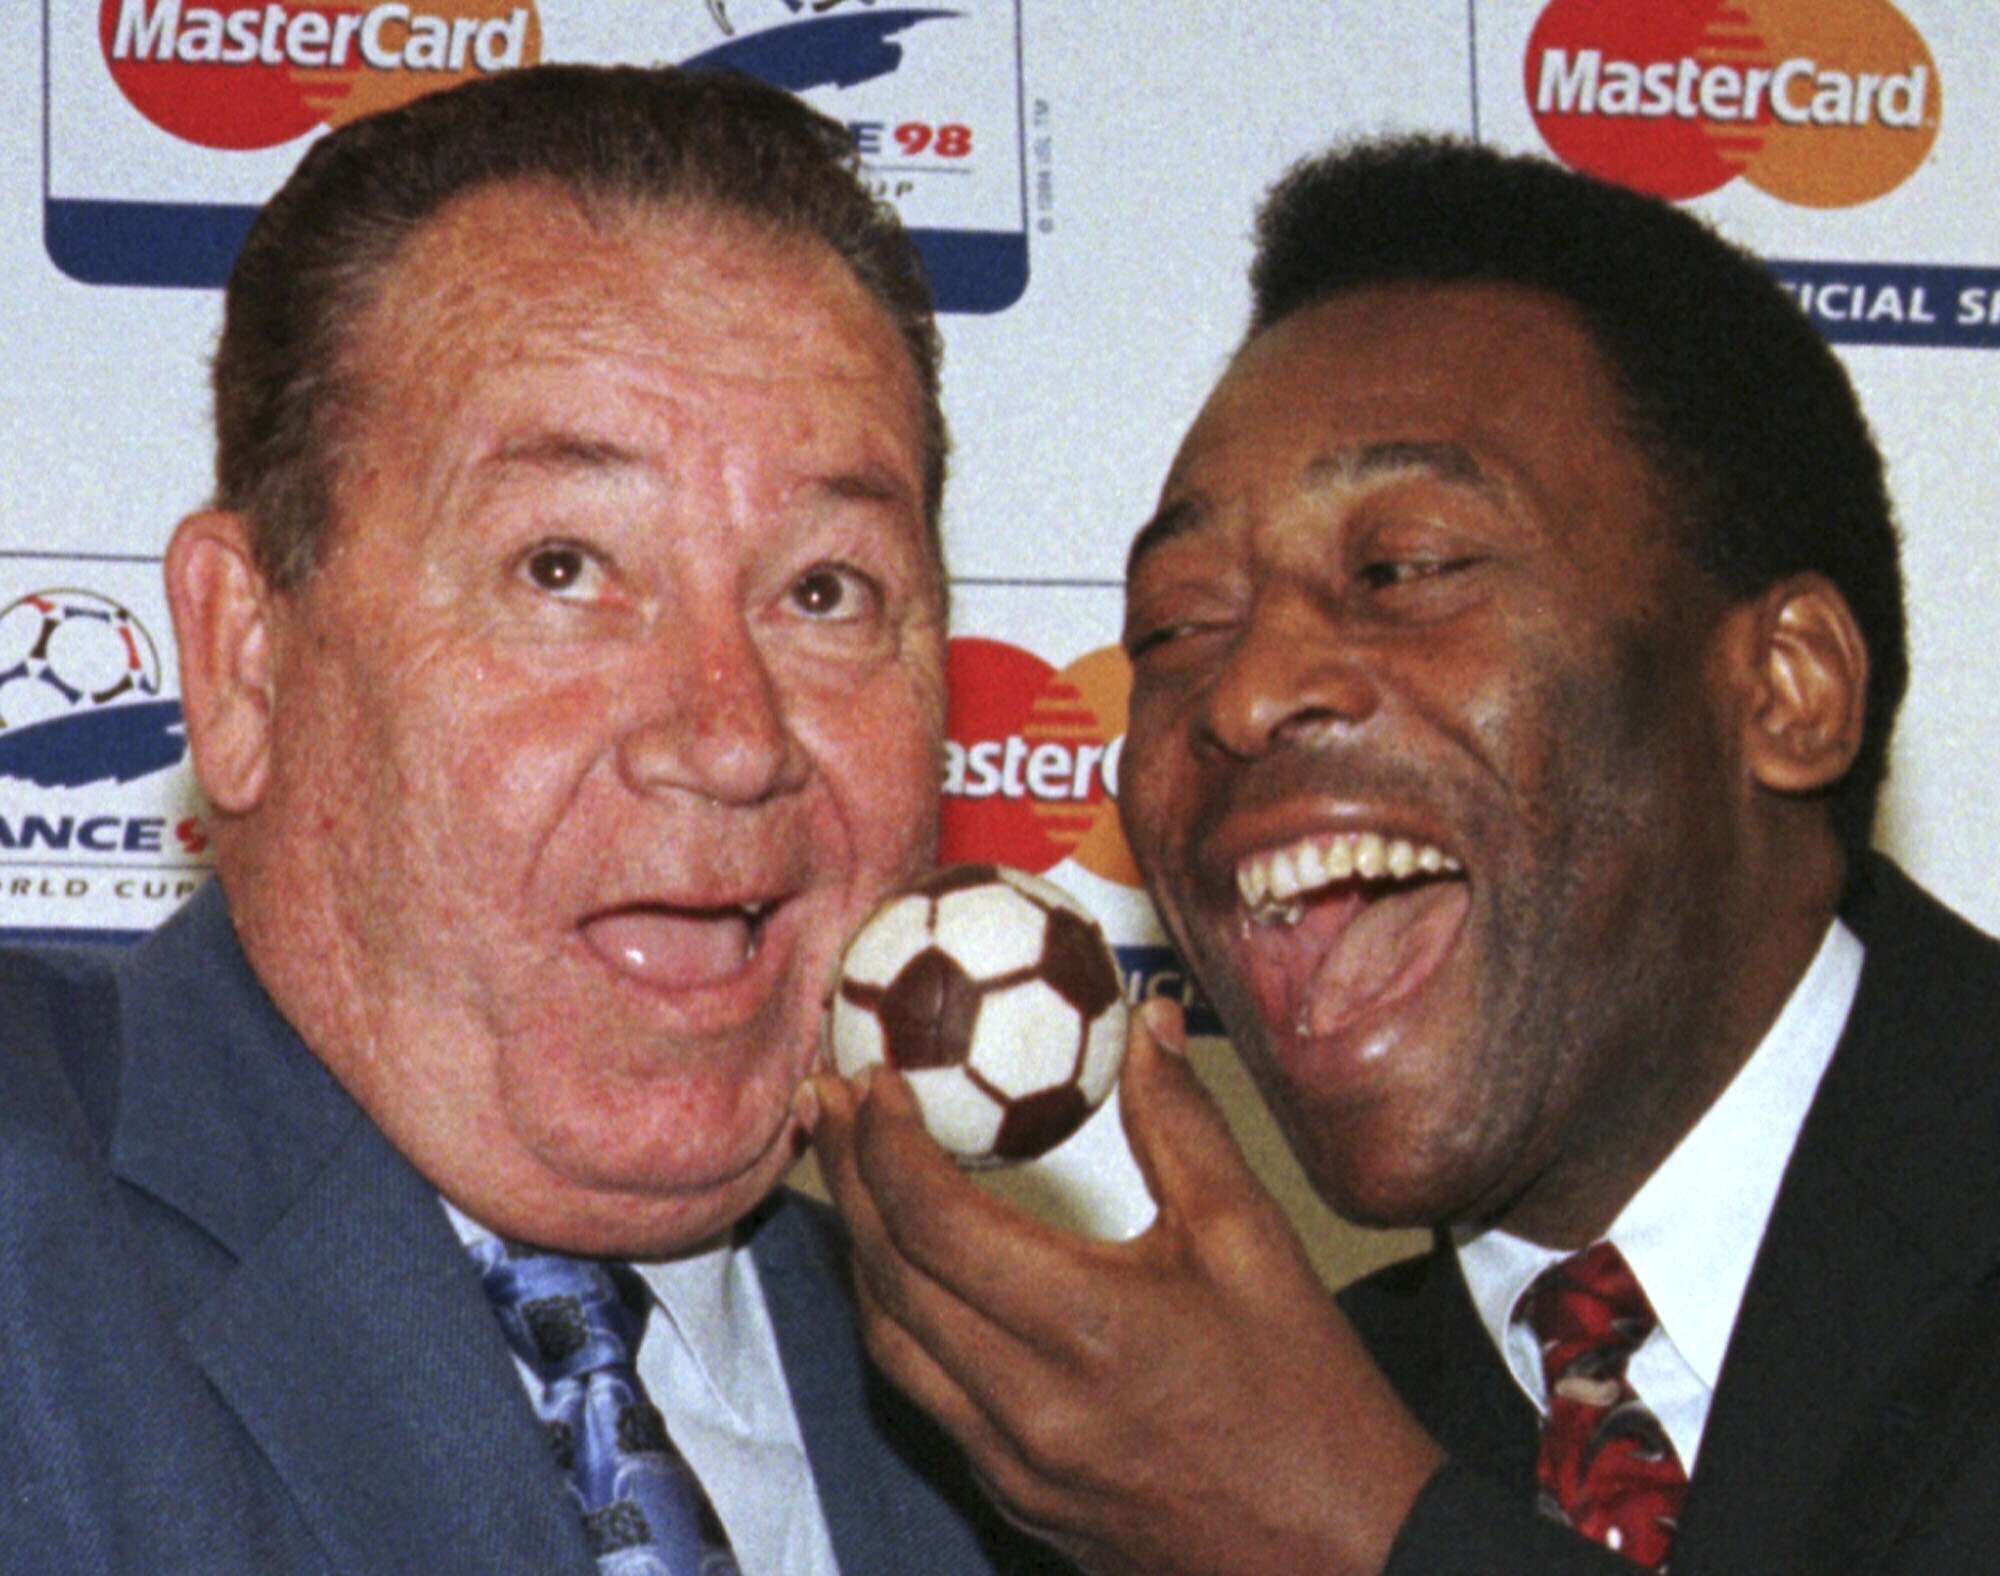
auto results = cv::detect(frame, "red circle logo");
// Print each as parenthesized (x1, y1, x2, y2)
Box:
(940, 637, 1140, 887)
(101, 0, 543, 151)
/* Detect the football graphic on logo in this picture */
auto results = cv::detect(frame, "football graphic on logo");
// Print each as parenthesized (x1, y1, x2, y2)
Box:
(0, 588, 162, 730)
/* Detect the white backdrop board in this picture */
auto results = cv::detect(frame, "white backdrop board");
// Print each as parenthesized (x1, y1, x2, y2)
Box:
(5, 1, 1992, 1273)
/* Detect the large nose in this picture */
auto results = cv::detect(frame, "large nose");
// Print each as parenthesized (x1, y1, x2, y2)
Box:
(1199, 590, 1380, 759)
(616, 605, 810, 806)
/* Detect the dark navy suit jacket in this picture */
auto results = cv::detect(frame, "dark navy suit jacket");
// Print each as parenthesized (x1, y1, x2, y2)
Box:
(1345, 857, 2000, 1573)
(0, 882, 1069, 1574)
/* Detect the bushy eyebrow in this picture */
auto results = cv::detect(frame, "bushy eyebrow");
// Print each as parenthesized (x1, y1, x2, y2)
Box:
(475, 434, 915, 515)
(1312, 440, 1487, 490)
(819, 468, 913, 509)
(1126, 439, 1493, 582)
(1125, 496, 1204, 581)
(485, 431, 645, 473)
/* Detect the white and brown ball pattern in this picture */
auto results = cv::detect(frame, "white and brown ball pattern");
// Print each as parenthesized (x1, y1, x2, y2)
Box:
(826, 863, 1129, 1166)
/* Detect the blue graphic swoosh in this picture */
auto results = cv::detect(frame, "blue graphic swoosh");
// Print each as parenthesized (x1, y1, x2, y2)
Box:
(0, 699, 187, 788)
(680, 10, 957, 92)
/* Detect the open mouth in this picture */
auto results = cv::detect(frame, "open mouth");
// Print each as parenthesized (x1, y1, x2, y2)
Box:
(581, 899, 781, 992)
(1233, 830, 1470, 1039)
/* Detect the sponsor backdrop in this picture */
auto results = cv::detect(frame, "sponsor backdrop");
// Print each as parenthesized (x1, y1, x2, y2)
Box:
(5, 1, 1993, 1275)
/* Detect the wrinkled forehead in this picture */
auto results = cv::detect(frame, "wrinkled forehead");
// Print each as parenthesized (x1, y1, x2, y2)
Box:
(1130, 282, 1659, 577)
(1129, 438, 1495, 581)
(325, 182, 921, 470)
(300, 182, 933, 576)
(348, 180, 906, 389)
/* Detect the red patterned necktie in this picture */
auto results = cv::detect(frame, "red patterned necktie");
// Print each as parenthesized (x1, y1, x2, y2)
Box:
(1527, 1242, 1689, 1571)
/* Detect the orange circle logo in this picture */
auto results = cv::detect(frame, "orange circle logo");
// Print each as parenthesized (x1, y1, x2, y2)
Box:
(1526, 0, 1939, 208)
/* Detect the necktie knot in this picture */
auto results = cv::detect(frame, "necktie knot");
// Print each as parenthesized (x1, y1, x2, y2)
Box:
(1528, 1239, 1658, 1387)
(468, 1238, 741, 1575)
(473, 1241, 649, 1385)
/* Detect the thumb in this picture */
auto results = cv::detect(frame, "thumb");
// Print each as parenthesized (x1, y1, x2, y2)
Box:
(1119, 997, 1265, 1216)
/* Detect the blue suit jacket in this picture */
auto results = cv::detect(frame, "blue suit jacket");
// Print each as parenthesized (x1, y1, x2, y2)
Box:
(0, 883, 1068, 1574)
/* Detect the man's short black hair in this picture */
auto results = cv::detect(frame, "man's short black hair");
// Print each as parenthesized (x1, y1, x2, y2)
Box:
(1248, 135, 1906, 863)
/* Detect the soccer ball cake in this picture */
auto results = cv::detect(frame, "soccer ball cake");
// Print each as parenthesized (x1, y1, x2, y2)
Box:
(826, 863, 1129, 1166)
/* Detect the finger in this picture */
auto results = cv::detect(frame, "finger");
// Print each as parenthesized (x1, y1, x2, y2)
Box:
(847, 1068, 1125, 1336)
(849, 1270, 1021, 1465)
(859, 1299, 1100, 1563)
(806, 1069, 866, 1207)
(812, 1071, 950, 1324)
(851, 1269, 1115, 1554)
(822, 1070, 1086, 1385)
(1119, 997, 1268, 1218)
(808, 1072, 885, 1248)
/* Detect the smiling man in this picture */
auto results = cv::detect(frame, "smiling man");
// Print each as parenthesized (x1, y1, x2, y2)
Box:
(0, 65, 1069, 1575)
(812, 138, 2000, 1574)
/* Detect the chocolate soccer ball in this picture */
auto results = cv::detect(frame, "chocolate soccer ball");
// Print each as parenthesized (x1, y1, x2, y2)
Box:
(826, 864, 1129, 1166)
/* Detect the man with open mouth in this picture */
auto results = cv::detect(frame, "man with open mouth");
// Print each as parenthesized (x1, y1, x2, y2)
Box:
(0, 65, 1073, 1575)
(813, 137, 2000, 1573)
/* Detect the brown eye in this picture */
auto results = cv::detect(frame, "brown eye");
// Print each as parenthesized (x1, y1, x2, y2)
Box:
(1125, 621, 1190, 661)
(1359, 559, 1433, 590)
(791, 564, 875, 620)
(521, 542, 597, 597)
(1358, 555, 1480, 592)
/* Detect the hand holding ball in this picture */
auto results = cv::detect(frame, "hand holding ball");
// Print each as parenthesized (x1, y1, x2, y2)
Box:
(825, 864, 1129, 1166)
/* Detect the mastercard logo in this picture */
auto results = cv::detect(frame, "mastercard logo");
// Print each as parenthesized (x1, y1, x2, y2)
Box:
(102, 0, 542, 151)
(940, 637, 1140, 888)
(1526, 0, 1939, 208)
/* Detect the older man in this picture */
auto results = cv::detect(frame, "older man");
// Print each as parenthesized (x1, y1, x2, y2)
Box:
(0, 65, 1067, 1575)
(814, 138, 2000, 1574)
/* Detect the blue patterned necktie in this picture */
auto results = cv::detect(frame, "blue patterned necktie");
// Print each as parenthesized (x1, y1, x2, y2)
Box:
(471, 1240, 742, 1576)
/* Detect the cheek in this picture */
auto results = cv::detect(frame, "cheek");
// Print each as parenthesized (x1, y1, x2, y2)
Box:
(449, 669, 612, 807)
(350, 661, 615, 934)
(1116, 719, 1212, 963)
(1461, 630, 1731, 1057)
(1509, 624, 1716, 846)
(802, 665, 944, 878)
(1117, 697, 1184, 856)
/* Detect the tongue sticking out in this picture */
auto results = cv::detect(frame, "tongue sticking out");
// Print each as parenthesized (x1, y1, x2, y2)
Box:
(583, 908, 756, 990)
(1295, 880, 1469, 1038)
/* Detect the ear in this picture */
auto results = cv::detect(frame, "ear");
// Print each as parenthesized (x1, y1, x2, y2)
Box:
(164, 511, 278, 814)
(1736, 573, 1869, 796)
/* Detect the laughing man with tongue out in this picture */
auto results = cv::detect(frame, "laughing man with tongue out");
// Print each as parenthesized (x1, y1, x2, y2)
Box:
(0, 66, 1078, 1576)
(811, 138, 2000, 1575)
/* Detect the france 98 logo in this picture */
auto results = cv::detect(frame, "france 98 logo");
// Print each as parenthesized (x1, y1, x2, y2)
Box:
(101, 0, 541, 150)
(0, 588, 184, 788)
(1526, 0, 1940, 207)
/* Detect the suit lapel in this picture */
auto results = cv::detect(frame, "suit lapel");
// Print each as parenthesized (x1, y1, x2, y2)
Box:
(1342, 1239, 1540, 1490)
(1418, 1243, 1541, 1486)
(752, 1193, 1050, 1574)
(177, 1116, 597, 1575)
(752, 1194, 934, 1571)
(109, 887, 596, 1575)
(1673, 861, 2000, 1572)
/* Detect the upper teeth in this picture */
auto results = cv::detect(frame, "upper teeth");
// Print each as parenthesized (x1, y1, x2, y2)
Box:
(1236, 832, 1461, 910)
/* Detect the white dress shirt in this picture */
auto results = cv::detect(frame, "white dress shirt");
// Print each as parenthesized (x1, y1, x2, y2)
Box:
(1455, 918, 1864, 1473)
(446, 1204, 841, 1575)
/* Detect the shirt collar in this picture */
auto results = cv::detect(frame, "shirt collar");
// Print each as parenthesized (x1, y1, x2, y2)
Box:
(1456, 916, 1863, 1402)
(627, 1240, 758, 1432)
(440, 1200, 752, 1430)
